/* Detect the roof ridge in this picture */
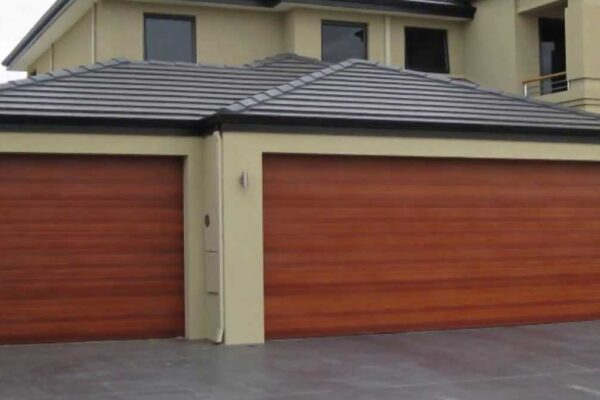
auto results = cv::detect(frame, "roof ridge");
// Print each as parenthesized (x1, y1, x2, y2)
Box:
(0, 58, 131, 92)
(222, 59, 361, 113)
(368, 62, 600, 122)
(245, 53, 327, 69)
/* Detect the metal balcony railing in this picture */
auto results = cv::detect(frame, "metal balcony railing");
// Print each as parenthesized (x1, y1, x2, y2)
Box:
(522, 71, 569, 97)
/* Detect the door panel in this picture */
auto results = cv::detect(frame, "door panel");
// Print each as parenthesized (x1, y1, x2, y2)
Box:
(0, 155, 184, 344)
(263, 154, 600, 339)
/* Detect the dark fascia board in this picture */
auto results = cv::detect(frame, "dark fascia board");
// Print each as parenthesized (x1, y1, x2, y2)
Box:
(203, 112, 600, 143)
(135, 0, 476, 18)
(3, 113, 600, 144)
(0, 115, 199, 135)
(3, 0, 475, 67)
(178, 0, 476, 18)
(278, 0, 476, 19)
(2, 0, 71, 67)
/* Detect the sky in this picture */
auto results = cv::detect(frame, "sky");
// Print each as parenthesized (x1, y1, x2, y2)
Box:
(0, 0, 56, 83)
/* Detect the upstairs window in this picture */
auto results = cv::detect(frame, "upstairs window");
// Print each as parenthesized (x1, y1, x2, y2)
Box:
(539, 18, 566, 95)
(405, 27, 449, 74)
(322, 21, 368, 63)
(144, 14, 196, 63)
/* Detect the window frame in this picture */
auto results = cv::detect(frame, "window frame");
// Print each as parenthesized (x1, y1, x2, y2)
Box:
(143, 13, 197, 63)
(404, 26, 450, 74)
(321, 20, 369, 63)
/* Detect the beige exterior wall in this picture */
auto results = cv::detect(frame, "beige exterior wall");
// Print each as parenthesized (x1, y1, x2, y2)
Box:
(30, 48, 53, 76)
(0, 131, 222, 342)
(96, 0, 285, 65)
(464, 0, 521, 94)
(28, 9, 94, 76)
(562, 0, 600, 113)
(53, 9, 94, 70)
(25, 0, 467, 74)
(221, 130, 600, 345)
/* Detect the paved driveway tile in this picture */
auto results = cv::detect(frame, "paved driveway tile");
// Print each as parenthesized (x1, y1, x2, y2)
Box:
(1, 322, 600, 400)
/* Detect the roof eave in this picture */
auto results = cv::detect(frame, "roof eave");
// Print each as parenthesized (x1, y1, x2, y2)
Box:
(277, 0, 476, 19)
(209, 112, 600, 141)
(0, 114, 201, 134)
(2, 112, 600, 142)
(2, 0, 71, 67)
(3, 0, 98, 71)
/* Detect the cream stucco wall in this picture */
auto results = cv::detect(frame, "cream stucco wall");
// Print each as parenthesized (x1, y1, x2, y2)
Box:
(464, 0, 521, 93)
(30, 48, 53, 76)
(29, 8, 94, 76)
(562, 0, 600, 113)
(96, 0, 285, 65)
(53, 8, 94, 70)
(221, 130, 600, 345)
(25, 0, 467, 74)
(0, 131, 219, 341)
(463, 0, 542, 95)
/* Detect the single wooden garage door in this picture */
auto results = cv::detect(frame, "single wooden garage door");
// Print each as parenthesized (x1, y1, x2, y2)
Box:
(0, 154, 184, 344)
(264, 154, 600, 339)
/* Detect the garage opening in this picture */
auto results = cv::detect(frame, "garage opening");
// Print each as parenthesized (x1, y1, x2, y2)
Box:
(264, 154, 600, 339)
(0, 154, 185, 344)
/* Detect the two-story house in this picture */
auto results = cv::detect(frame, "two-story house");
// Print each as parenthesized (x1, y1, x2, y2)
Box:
(3, 0, 600, 112)
(2, 0, 600, 347)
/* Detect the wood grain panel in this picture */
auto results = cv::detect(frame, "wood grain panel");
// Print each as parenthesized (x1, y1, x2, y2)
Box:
(0, 154, 184, 344)
(263, 154, 600, 339)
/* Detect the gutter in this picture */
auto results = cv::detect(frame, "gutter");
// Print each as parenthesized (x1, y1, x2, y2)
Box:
(200, 112, 600, 143)
(3, 112, 600, 142)
(2, 0, 72, 67)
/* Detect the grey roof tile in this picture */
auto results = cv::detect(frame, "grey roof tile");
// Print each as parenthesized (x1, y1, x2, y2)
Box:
(1, 53, 600, 135)
(226, 59, 600, 133)
(0, 54, 324, 122)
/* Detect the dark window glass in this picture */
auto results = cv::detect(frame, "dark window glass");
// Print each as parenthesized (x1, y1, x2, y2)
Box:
(539, 18, 566, 95)
(322, 21, 367, 63)
(405, 27, 449, 73)
(144, 14, 196, 63)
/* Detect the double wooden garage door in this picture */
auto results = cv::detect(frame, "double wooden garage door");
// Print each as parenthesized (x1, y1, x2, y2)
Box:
(0, 155, 184, 344)
(264, 154, 600, 339)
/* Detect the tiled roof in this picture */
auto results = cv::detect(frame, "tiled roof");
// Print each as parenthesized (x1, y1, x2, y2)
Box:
(0, 54, 327, 122)
(2, 54, 600, 136)
(223, 59, 600, 133)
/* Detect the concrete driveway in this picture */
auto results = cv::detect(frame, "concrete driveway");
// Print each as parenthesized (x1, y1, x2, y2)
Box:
(2, 322, 600, 400)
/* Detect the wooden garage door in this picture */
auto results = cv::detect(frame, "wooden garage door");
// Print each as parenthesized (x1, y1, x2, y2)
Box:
(0, 155, 184, 344)
(264, 154, 600, 339)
